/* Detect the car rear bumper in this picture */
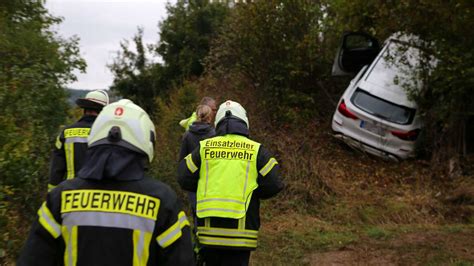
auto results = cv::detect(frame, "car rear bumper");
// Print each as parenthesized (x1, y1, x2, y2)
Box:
(332, 131, 402, 161)
(333, 124, 417, 161)
(332, 109, 417, 161)
(333, 131, 407, 162)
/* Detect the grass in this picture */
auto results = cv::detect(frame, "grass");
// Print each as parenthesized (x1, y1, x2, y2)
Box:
(449, 260, 474, 266)
(252, 218, 474, 265)
(365, 226, 393, 240)
(253, 197, 474, 265)
(442, 224, 465, 233)
(424, 254, 474, 266)
(253, 226, 358, 265)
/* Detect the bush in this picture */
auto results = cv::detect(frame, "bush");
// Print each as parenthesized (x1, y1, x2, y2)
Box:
(151, 82, 199, 193)
(206, 0, 333, 121)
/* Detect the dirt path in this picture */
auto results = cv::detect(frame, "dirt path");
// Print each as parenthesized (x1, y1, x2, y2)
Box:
(307, 230, 474, 265)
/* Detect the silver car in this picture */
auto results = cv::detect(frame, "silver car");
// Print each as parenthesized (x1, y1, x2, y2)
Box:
(331, 32, 429, 161)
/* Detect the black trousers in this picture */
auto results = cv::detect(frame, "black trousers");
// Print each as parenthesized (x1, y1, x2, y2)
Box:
(200, 248, 251, 266)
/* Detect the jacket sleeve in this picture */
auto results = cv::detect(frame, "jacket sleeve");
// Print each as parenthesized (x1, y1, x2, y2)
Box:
(48, 133, 66, 192)
(178, 133, 190, 162)
(17, 193, 63, 265)
(255, 145, 284, 199)
(155, 190, 194, 265)
(177, 144, 201, 192)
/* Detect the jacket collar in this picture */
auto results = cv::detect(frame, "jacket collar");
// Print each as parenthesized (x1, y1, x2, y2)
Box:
(79, 114, 97, 123)
(216, 117, 249, 137)
(78, 146, 146, 181)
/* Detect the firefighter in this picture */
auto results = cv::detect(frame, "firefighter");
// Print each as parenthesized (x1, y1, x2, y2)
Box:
(48, 90, 109, 191)
(18, 99, 194, 266)
(178, 100, 284, 266)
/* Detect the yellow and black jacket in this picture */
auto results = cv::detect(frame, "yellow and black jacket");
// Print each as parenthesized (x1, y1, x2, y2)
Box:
(49, 115, 96, 192)
(177, 117, 284, 251)
(19, 146, 194, 266)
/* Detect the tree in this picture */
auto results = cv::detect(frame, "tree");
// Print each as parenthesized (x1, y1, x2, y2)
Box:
(108, 28, 163, 115)
(156, 0, 229, 86)
(0, 0, 85, 259)
(206, 0, 328, 120)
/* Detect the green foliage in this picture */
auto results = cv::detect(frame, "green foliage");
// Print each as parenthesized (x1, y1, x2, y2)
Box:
(365, 226, 393, 240)
(0, 0, 85, 261)
(156, 0, 229, 84)
(151, 82, 199, 191)
(206, 0, 330, 121)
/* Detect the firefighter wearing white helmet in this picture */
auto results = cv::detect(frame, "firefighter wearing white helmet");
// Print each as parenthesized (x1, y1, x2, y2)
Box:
(178, 100, 284, 265)
(88, 99, 156, 162)
(19, 99, 194, 266)
(48, 90, 109, 191)
(214, 100, 249, 128)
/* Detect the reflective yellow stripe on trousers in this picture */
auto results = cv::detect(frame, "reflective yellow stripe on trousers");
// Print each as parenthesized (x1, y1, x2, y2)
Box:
(198, 235, 257, 248)
(64, 143, 75, 179)
(133, 230, 152, 266)
(197, 216, 258, 248)
(62, 225, 78, 266)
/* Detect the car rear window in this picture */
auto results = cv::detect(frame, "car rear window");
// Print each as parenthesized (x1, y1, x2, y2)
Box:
(351, 89, 416, 125)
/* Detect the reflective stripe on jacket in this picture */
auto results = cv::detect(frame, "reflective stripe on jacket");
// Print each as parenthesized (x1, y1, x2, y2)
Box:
(179, 134, 283, 250)
(178, 117, 284, 251)
(49, 116, 96, 191)
(19, 177, 194, 266)
(196, 135, 260, 220)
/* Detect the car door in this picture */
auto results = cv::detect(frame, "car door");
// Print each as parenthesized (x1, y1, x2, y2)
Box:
(332, 32, 381, 76)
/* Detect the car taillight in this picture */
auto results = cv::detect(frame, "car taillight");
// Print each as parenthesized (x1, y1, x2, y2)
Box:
(337, 100, 358, 120)
(391, 129, 420, 141)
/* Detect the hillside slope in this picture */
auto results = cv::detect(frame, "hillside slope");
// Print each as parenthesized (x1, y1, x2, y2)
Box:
(195, 76, 474, 265)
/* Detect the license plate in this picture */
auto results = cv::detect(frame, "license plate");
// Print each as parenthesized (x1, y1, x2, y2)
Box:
(360, 120, 385, 136)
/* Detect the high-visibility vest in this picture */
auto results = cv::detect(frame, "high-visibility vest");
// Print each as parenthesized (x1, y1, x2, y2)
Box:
(196, 134, 260, 219)
(179, 112, 197, 131)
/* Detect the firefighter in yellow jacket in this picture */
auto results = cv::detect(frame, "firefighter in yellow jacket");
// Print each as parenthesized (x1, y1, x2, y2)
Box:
(19, 99, 194, 265)
(178, 100, 284, 266)
(48, 90, 109, 191)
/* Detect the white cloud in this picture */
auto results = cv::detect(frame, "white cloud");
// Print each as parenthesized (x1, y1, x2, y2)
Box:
(46, 0, 174, 90)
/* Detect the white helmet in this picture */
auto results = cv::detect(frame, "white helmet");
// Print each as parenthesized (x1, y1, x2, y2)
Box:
(88, 99, 156, 162)
(214, 100, 249, 128)
(76, 90, 109, 111)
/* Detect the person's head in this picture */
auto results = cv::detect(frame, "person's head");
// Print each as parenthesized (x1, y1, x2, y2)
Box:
(214, 100, 249, 129)
(200, 96, 217, 124)
(87, 99, 156, 163)
(75, 90, 109, 115)
(196, 104, 213, 124)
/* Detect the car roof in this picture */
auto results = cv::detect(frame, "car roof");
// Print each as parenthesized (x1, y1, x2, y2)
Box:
(358, 40, 424, 109)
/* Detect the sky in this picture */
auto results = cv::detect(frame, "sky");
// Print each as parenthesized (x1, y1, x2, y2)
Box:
(46, 0, 175, 90)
